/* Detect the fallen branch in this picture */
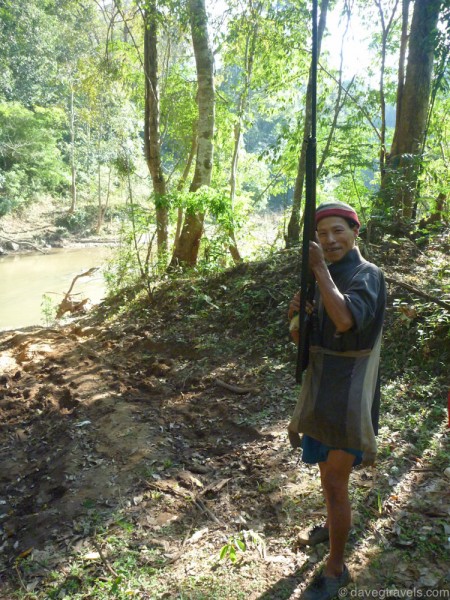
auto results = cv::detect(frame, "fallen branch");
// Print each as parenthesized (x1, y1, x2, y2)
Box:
(163, 550, 184, 565)
(56, 267, 98, 318)
(91, 538, 119, 578)
(146, 480, 227, 527)
(14, 563, 28, 592)
(215, 378, 260, 395)
(1, 225, 54, 234)
(385, 275, 450, 312)
(146, 479, 189, 500)
(410, 468, 441, 472)
(0, 234, 46, 254)
(193, 498, 227, 527)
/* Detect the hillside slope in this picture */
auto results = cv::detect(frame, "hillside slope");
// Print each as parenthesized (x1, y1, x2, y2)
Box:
(0, 233, 449, 599)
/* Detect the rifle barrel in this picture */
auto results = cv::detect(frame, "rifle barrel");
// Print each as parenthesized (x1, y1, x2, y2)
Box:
(295, 0, 318, 383)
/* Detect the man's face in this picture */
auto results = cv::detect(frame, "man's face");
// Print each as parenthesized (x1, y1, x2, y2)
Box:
(316, 216, 358, 263)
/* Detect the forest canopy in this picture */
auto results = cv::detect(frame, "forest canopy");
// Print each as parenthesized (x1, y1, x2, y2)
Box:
(0, 0, 449, 272)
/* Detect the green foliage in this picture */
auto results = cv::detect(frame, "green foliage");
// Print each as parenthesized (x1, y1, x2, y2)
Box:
(0, 102, 67, 213)
(160, 63, 197, 170)
(103, 203, 158, 296)
(219, 530, 265, 564)
(55, 206, 99, 234)
(40, 294, 57, 327)
(0, 168, 30, 215)
(0, 0, 60, 106)
(0, 0, 97, 108)
(219, 536, 245, 564)
(0, 0, 449, 252)
(166, 187, 235, 229)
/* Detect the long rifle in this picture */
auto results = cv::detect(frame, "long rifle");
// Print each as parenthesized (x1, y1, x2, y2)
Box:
(295, 0, 318, 383)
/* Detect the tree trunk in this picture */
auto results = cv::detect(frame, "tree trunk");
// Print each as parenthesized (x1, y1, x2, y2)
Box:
(96, 166, 111, 234)
(144, 2, 168, 256)
(375, 0, 400, 175)
(188, 0, 215, 195)
(174, 120, 198, 250)
(285, 0, 330, 248)
(392, 0, 410, 150)
(171, 0, 215, 268)
(227, 2, 262, 264)
(382, 0, 442, 224)
(69, 85, 77, 214)
(227, 120, 243, 264)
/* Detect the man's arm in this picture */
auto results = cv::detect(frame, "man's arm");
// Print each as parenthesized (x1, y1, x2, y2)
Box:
(309, 241, 354, 333)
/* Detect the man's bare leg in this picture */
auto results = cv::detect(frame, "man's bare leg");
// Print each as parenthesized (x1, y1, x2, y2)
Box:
(319, 450, 354, 577)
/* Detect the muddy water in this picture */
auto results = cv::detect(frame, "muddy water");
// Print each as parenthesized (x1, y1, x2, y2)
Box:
(0, 246, 112, 331)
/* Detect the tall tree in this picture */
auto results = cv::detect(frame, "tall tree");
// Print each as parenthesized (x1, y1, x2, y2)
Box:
(374, 0, 400, 175)
(381, 0, 443, 224)
(226, 0, 263, 264)
(143, 1, 168, 256)
(68, 81, 77, 214)
(171, 0, 215, 267)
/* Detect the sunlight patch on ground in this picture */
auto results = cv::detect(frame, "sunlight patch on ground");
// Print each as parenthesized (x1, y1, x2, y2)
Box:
(0, 351, 18, 373)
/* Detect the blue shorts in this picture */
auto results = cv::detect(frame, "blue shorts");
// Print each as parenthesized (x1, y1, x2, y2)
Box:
(301, 435, 363, 466)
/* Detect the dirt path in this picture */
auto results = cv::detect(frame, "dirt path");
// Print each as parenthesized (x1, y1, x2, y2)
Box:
(0, 320, 302, 597)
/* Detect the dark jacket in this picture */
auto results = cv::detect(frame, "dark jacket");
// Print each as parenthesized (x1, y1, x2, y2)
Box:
(288, 247, 386, 465)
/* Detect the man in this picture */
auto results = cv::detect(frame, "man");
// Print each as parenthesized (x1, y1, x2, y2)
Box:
(288, 201, 386, 600)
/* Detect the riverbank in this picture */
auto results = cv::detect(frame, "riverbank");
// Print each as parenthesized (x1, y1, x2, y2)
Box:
(0, 197, 120, 256)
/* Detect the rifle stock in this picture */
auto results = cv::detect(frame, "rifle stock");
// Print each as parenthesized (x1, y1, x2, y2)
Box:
(295, 0, 318, 384)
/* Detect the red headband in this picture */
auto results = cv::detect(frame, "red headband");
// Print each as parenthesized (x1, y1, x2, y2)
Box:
(315, 203, 360, 228)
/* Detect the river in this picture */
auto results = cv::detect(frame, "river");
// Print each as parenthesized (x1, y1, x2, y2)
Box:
(0, 246, 112, 331)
